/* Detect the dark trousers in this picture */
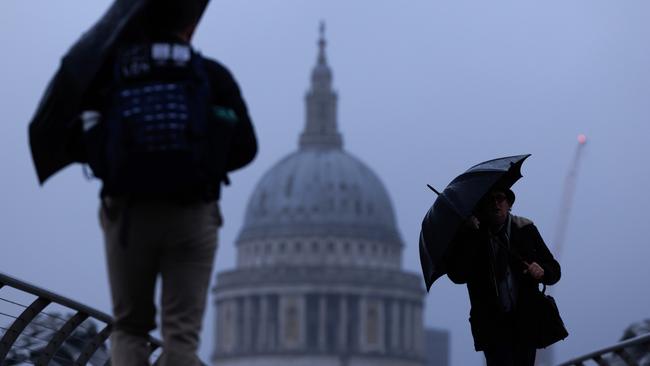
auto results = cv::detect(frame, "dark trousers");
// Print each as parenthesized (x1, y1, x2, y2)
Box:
(484, 343, 536, 366)
(482, 311, 536, 366)
(100, 198, 221, 366)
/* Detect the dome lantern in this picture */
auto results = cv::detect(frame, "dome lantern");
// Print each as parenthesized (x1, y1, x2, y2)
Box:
(299, 22, 343, 150)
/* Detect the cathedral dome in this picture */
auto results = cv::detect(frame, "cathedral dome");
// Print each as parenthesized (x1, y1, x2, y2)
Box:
(237, 24, 401, 246)
(234, 23, 404, 271)
(239, 148, 401, 244)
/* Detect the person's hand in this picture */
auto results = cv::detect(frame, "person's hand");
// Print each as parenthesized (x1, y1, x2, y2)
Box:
(464, 215, 480, 230)
(523, 261, 544, 281)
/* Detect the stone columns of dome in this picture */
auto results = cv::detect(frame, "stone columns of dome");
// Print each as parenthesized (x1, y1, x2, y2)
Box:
(268, 294, 279, 351)
(279, 294, 306, 350)
(257, 295, 269, 351)
(242, 296, 252, 351)
(318, 295, 327, 351)
(218, 299, 237, 354)
(413, 303, 424, 357)
(403, 301, 414, 354)
(391, 299, 401, 352)
(215, 300, 222, 353)
(359, 297, 386, 354)
(338, 294, 348, 352)
(217, 301, 226, 353)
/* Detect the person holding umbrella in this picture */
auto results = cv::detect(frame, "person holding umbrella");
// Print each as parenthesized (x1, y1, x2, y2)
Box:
(29, 0, 257, 365)
(419, 155, 564, 366)
(445, 186, 561, 366)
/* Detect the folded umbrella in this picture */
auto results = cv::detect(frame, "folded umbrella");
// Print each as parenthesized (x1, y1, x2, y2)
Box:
(419, 154, 531, 291)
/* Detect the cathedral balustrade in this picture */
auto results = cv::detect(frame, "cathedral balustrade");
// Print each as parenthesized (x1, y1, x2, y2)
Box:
(214, 267, 423, 296)
(236, 237, 402, 270)
(0, 272, 163, 365)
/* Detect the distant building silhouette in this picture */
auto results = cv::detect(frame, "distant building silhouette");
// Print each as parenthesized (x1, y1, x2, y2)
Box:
(536, 348, 554, 366)
(425, 329, 450, 366)
(211, 24, 448, 366)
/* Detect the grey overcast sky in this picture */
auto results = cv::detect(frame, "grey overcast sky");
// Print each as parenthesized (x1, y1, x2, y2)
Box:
(2, 1, 650, 365)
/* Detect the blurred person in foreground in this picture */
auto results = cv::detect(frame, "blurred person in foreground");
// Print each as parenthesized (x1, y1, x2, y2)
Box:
(445, 187, 560, 366)
(78, 0, 257, 364)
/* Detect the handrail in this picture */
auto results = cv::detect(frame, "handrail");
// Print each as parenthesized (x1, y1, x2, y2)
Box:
(0, 271, 163, 365)
(0, 272, 113, 323)
(557, 333, 650, 366)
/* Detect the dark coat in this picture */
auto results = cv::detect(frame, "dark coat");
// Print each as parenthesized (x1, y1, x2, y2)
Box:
(202, 58, 257, 173)
(446, 215, 561, 351)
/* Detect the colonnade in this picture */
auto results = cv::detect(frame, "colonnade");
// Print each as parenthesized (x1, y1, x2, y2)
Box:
(215, 292, 424, 358)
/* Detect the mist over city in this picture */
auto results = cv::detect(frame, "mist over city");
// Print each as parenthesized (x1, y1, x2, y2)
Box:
(1, 1, 649, 365)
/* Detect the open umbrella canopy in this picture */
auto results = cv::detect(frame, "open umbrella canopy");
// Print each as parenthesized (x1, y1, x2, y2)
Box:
(419, 154, 531, 291)
(28, 0, 210, 184)
(28, 0, 149, 184)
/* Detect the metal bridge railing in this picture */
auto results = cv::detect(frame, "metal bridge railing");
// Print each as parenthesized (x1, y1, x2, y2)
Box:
(557, 333, 650, 366)
(0, 272, 163, 365)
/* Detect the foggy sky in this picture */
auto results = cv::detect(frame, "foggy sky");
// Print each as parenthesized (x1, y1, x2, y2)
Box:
(2, 1, 650, 365)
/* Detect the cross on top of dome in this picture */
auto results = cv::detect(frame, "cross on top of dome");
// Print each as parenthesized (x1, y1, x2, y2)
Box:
(317, 21, 327, 65)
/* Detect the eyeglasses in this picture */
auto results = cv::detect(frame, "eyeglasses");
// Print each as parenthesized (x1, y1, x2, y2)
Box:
(490, 193, 508, 203)
(483, 193, 508, 203)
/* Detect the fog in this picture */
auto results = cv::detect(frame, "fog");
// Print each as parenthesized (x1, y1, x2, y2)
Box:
(2, 1, 649, 365)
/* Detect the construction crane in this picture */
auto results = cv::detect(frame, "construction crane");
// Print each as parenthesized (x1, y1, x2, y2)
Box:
(553, 134, 588, 262)
(537, 134, 588, 366)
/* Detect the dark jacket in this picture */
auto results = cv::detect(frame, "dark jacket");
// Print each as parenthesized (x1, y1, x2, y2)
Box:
(202, 58, 257, 173)
(446, 215, 561, 351)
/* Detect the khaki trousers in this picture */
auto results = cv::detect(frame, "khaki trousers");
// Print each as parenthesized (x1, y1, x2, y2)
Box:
(100, 198, 221, 366)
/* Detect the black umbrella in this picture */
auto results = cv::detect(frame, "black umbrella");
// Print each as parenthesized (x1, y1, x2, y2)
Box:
(28, 0, 150, 184)
(28, 0, 210, 184)
(419, 154, 531, 291)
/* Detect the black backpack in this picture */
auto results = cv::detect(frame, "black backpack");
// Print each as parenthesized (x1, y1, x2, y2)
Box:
(83, 42, 234, 201)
